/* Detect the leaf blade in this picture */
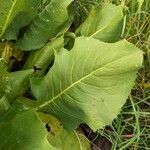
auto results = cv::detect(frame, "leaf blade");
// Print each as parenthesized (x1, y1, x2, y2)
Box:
(76, 3, 124, 42)
(0, 0, 40, 39)
(16, 0, 73, 50)
(31, 37, 143, 130)
(0, 105, 57, 150)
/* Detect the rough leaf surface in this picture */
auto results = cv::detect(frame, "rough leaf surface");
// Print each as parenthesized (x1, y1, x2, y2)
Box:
(76, 3, 123, 42)
(30, 37, 143, 130)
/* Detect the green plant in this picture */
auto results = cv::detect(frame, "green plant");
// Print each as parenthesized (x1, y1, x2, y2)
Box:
(0, 0, 143, 149)
(95, 0, 150, 149)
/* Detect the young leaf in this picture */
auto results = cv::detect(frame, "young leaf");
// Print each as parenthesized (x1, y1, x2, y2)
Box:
(16, 0, 73, 50)
(39, 112, 91, 150)
(0, 105, 56, 150)
(76, 3, 123, 42)
(0, 0, 41, 39)
(30, 37, 143, 131)
(24, 36, 64, 70)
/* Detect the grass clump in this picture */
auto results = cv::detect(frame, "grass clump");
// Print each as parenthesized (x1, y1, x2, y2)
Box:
(78, 0, 150, 149)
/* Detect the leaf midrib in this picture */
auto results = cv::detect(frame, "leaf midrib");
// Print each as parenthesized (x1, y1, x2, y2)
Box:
(0, 0, 18, 38)
(90, 8, 122, 38)
(38, 51, 141, 109)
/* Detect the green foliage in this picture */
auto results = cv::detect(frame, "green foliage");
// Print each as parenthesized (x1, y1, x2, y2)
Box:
(16, 0, 73, 50)
(0, 0, 144, 149)
(24, 36, 64, 71)
(0, 0, 41, 40)
(31, 37, 142, 130)
(97, 0, 150, 149)
(0, 104, 56, 150)
(76, 3, 123, 42)
(0, 59, 8, 97)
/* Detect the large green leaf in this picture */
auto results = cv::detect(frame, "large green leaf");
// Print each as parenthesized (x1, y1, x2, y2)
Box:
(0, 105, 56, 150)
(0, 0, 41, 39)
(16, 0, 73, 50)
(30, 37, 143, 131)
(76, 3, 123, 42)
